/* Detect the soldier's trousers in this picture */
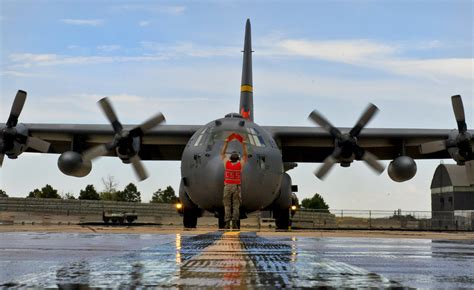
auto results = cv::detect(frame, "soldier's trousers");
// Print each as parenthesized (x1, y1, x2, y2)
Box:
(223, 184, 241, 222)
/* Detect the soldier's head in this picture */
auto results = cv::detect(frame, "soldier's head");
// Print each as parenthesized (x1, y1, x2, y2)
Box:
(230, 151, 240, 162)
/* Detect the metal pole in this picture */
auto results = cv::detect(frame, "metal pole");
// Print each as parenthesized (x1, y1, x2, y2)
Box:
(369, 210, 372, 229)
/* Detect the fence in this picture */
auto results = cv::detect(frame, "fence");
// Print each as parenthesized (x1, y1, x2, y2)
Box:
(290, 208, 474, 231)
(1, 198, 473, 231)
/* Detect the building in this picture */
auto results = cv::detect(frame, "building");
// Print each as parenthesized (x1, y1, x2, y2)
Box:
(431, 164, 474, 230)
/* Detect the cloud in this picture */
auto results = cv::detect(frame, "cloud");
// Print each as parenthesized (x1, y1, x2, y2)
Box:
(138, 20, 150, 27)
(97, 44, 121, 52)
(140, 41, 238, 58)
(275, 39, 399, 63)
(8, 53, 168, 67)
(7, 37, 472, 82)
(60, 19, 104, 26)
(110, 4, 186, 15)
(258, 38, 473, 81)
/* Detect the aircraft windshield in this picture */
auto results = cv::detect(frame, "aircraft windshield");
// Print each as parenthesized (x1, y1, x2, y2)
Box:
(211, 129, 266, 147)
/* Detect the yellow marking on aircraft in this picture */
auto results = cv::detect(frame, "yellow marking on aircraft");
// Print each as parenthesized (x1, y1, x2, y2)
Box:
(241, 85, 253, 92)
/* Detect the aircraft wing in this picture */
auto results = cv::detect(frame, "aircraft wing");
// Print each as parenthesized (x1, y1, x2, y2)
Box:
(264, 126, 464, 162)
(8, 123, 201, 161)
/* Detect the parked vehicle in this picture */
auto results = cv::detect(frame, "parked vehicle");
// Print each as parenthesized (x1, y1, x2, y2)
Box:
(102, 211, 137, 224)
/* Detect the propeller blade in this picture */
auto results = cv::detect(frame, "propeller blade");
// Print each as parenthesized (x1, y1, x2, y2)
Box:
(0, 154, 4, 167)
(130, 155, 148, 181)
(451, 95, 467, 133)
(82, 144, 110, 161)
(350, 103, 378, 137)
(308, 110, 342, 138)
(361, 150, 385, 174)
(98, 98, 123, 133)
(315, 155, 337, 180)
(6, 90, 27, 128)
(419, 140, 447, 154)
(130, 113, 165, 137)
(26, 137, 51, 153)
(465, 160, 474, 184)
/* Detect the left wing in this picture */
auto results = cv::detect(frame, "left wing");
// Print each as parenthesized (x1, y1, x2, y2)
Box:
(21, 123, 200, 160)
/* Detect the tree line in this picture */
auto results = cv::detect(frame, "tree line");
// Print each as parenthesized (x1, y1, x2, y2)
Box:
(1, 177, 330, 210)
(0, 175, 179, 204)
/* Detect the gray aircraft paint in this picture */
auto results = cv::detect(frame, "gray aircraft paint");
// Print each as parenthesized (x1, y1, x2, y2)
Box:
(180, 115, 284, 214)
(239, 19, 254, 122)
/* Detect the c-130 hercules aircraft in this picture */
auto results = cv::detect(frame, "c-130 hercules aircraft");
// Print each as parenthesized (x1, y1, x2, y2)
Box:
(1, 19, 473, 229)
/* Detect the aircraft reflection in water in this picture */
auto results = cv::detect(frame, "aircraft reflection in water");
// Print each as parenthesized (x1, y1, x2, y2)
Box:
(1, 19, 472, 229)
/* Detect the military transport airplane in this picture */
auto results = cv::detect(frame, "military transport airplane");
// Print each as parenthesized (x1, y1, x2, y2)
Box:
(1, 19, 473, 229)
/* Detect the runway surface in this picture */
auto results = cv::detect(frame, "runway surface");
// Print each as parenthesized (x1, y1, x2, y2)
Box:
(1, 231, 473, 288)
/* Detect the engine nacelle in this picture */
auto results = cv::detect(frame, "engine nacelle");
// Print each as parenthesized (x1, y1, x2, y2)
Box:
(58, 151, 92, 177)
(388, 156, 417, 182)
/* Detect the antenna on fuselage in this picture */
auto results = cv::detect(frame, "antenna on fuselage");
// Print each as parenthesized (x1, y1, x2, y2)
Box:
(239, 19, 253, 121)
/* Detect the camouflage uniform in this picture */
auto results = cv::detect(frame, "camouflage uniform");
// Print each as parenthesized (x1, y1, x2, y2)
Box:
(223, 184, 241, 223)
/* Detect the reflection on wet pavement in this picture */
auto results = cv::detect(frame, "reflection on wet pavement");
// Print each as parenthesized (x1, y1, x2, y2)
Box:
(1, 231, 473, 288)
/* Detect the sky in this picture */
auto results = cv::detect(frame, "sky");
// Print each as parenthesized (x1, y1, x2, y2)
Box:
(0, 0, 472, 211)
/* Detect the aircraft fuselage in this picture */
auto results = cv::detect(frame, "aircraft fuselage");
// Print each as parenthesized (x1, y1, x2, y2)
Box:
(180, 113, 284, 214)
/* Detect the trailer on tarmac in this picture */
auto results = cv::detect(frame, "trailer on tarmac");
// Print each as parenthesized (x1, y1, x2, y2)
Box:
(102, 211, 138, 224)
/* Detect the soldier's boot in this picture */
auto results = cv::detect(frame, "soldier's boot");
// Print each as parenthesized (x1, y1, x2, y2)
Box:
(232, 220, 240, 230)
(225, 221, 231, 230)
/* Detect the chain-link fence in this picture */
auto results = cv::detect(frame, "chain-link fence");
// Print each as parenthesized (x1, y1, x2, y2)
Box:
(290, 208, 474, 231)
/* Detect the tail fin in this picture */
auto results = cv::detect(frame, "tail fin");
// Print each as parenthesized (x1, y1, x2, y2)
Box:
(240, 19, 253, 121)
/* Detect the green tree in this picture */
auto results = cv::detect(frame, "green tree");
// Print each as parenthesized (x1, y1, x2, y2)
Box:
(120, 183, 141, 202)
(28, 185, 61, 199)
(28, 189, 42, 198)
(301, 193, 329, 211)
(79, 185, 100, 200)
(0, 189, 8, 198)
(150, 186, 178, 203)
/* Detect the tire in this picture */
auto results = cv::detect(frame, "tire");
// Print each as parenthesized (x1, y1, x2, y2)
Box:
(127, 217, 135, 224)
(274, 210, 291, 230)
(103, 218, 110, 224)
(183, 209, 198, 228)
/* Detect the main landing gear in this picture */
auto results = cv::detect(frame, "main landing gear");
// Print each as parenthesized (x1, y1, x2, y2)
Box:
(273, 208, 291, 230)
(183, 208, 201, 228)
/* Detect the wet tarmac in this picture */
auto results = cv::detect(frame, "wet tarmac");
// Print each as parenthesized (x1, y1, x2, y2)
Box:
(1, 231, 473, 288)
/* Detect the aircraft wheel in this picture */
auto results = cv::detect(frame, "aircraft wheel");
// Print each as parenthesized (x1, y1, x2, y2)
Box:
(183, 209, 198, 228)
(274, 210, 291, 230)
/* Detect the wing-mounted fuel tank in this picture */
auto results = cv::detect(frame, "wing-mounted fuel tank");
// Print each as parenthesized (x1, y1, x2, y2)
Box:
(388, 156, 417, 182)
(180, 113, 283, 213)
(58, 151, 92, 177)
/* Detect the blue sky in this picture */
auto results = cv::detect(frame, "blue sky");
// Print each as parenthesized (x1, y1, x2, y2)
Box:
(1, 0, 473, 210)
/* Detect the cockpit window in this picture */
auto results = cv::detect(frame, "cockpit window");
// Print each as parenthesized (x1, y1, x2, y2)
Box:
(209, 129, 266, 147)
(246, 128, 266, 147)
(193, 127, 209, 147)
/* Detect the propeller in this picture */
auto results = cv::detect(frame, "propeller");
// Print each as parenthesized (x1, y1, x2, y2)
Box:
(0, 90, 51, 166)
(420, 95, 473, 159)
(82, 97, 165, 181)
(419, 95, 473, 182)
(309, 103, 385, 179)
